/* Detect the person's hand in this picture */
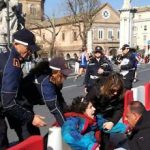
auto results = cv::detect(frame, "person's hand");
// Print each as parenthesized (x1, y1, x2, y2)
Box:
(103, 122, 114, 131)
(97, 68, 104, 74)
(84, 87, 88, 94)
(32, 115, 47, 127)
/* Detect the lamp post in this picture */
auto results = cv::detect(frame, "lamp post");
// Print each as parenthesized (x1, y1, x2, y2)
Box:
(6, 0, 10, 47)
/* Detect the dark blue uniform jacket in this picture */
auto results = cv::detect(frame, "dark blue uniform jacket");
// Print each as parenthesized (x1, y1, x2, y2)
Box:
(0, 47, 34, 125)
(21, 72, 66, 126)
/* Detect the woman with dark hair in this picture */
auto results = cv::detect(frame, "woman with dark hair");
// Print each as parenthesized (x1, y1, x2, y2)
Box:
(62, 96, 126, 150)
(86, 72, 125, 150)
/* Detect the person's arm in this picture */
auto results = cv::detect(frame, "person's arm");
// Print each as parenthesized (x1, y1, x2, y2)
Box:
(83, 64, 91, 90)
(120, 54, 136, 70)
(102, 57, 113, 75)
(107, 98, 124, 124)
(41, 77, 65, 126)
(62, 117, 99, 150)
(1, 54, 46, 126)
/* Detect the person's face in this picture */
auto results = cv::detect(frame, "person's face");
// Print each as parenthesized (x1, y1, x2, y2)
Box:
(110, 88, 120, 97)
(122, 48, 129, 55)
(14, 43, 31, 58)
(61, 74, 67, 83)
(84, 102, 96, 119)
(94, 52, 101, 58)
(126, 107, 140, 128)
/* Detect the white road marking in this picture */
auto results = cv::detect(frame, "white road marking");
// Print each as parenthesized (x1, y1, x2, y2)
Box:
(63, 84, 77, 89)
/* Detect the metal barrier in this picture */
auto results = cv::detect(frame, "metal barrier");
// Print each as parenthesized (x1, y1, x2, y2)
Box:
(123, 90, 133, 124)
(144, 82, 150, 110)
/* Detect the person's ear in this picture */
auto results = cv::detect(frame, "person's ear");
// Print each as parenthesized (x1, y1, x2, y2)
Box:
(132, 112, 140, 121)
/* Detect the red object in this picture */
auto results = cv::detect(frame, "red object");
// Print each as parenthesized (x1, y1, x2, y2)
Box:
(7, 136, 44, 150)
(123, 90, 133, 124)
(145, 82, 150, 111)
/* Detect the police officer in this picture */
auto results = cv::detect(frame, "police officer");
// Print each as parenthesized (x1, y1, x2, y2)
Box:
(0, 29, 46, 144)
(0, 44, 9, 149)
(119, 44, 137, 90)
(84, 46, 113, 93)
(21, 57, 71, 126)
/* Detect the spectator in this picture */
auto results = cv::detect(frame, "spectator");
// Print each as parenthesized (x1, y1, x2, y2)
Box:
(126, 101, 150, 150)
(62, 96, 126, 150)
(73, 53, 79, 74)
(86, 72, 125, 150)
(130, 47, 140, 83)
(74, 46, 89, 80)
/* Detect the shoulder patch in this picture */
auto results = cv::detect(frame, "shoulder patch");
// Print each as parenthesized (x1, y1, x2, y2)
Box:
(13, 58, 21, 68)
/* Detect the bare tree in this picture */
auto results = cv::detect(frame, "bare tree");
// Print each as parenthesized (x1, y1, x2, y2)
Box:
(44, 14, 62, 58)
(28, 14, 61, 58)
(65, 0, 101, 47)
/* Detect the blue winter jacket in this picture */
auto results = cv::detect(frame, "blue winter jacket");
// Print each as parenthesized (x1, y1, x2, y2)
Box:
(62, 112, 127, 150)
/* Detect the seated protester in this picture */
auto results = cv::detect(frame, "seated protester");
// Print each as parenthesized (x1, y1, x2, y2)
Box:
(20, 57, 71, 127)
(126, 101, 150, 150)
(86, 72, 125, 150)
(62, 96, 127, 150)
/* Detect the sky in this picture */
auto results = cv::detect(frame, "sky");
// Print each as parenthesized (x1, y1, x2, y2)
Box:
(44, 0, 150, 17)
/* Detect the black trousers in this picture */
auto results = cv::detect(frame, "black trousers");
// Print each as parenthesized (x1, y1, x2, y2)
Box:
(0, 116, 8, 150)
(14, 123, 40, 142)
(6, 108, 40, 142)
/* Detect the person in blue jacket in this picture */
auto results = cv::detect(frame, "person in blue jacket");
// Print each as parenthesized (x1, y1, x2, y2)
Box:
(21, 56, 71, 126)
(0, 29, 46, 144)
(62, 96, 127, 150)
(0, 45, 10, 149)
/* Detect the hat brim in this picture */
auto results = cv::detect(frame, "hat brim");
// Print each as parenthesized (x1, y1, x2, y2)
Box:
(28, 44, 40, 53)
(94, 50, 103, 54)
(61, 69, 72, 76)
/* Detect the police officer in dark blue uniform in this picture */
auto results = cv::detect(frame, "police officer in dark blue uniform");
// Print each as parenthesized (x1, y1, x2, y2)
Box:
(21, 57, 71, 127)
(0, 29, 46, 144)
(119, 44, 137, 90)
(84, 46, 113, 93)
(0, 45, 9, 150)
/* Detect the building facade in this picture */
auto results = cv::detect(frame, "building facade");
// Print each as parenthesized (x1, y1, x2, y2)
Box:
(19, 1, 120, 57)
(132, 6, 150, 49)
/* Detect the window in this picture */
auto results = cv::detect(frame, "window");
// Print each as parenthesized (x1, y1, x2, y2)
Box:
(117, 30, 120, 39)
(144, 25, 147, 31)
(62, 32, 65, 41)
(107, 29, 113, 40)
(98, 29, 104, 39)
(73, 31, 77, 41)
(30, 4, 36, 15)
(143, 35, 147, 42)
(43, 33, 45, 40)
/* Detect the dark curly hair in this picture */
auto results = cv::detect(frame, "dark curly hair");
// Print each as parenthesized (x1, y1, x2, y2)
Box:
(30, 61, 52, 76)
(69, 96, 93, 113)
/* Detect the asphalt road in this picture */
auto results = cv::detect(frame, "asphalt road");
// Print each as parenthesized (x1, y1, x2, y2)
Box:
(7, 63, 150, 145)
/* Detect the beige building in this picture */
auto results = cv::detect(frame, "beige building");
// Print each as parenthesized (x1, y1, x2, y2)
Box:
(19, 1, 120, 57)
(132, 6, 150, 49)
